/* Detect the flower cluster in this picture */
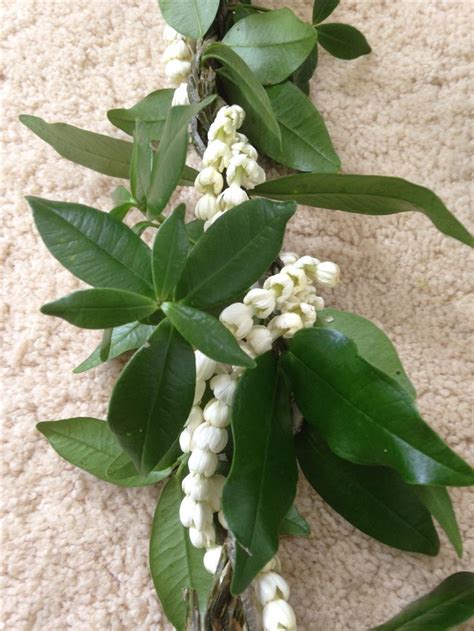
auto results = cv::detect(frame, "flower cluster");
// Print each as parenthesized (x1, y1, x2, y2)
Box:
(194, 104, 266, 230)
(162, 25, 193, 104)
(255, 557, 297, 631)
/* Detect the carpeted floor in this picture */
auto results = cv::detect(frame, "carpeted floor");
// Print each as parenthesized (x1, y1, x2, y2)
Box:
(2, 1, 473, 629)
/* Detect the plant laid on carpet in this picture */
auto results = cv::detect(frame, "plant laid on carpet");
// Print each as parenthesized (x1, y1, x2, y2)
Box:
(21, 1, 474, 629)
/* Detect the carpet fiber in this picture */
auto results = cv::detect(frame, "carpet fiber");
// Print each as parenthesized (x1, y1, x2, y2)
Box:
(2, 1, 473, 629)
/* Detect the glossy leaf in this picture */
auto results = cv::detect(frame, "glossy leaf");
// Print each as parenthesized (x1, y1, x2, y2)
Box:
(37, 418, 168, 487)
(130, 120, 153, 206)
(147, 96, 215, 216)
(312, 0, 339, 24)
(108, 319, 195, 474)
(73, 322, 154, 373)
(158, 0, 220, 39)
(292, 45, 318, 94)
(317, 23, 371, 60)
(284, 328, 474, 486)
(27, 196, 154, 296)
(297, 424, 440, 555)
(223, 353, 298, 594)
(372, 572, 474, 631)
(203, 43, 281, 144)
(185, 219, 204, 245)
(222, 8, 317, 85)
(150, 473, 212, 630)
(107, 88, 174, 137)
(152, 205, 188, 300)
(280, 504, 311, 538)
(162, 302, 255, 368)
(176, 198, 296, 309)
(20, 114, 132, 178)
(41, 288, 158, 330)
(316, 308, 416, 398)
(253, 173, 474, 247)
(414, 486, 463, 557)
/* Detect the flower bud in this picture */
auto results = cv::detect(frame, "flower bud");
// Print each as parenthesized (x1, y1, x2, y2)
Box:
(192, 422, 228, 453)
(194, 193, 218, 221)
(188, 448, 218, 477)
(268, 313, 304, 340)
(192, 500, 213, 530)
(189, 524, 216, 549)
(163, 39, 192, 63)
(294, 255, 320, 280)
(226, 155, 266, 188)
(280, 251, 298, 266)
(219, 105, 245, 129)
(203, 398, 231, 428)
(255, 572, 291, 606)
(203, 545, 223, 574)
(263, 273, 295, 304)
(216, 184, 249, 211)
(193, 379, 206, 405)
(315, 261, 340, 288)
(231, 140, 258, 160)
(194, 166, 224, 195)
(179, 495, 197, 528)
(171, 82, 190, 106)
(287, 302, 316, 328)
(195, 351, 217, 382)
(164, 59, 192, 86)
(262, 599, 297, 631)
(210, 373, 239, 406)
(203, 211, 225, 231)
(179, 427, 193, 453)
(246, 325, 273, 356)
(281, 264, 307, 292)
(244, 288, 276, 319)
(186, 405, 204, 430)
(203, 140, 232, 171)
(219, 303, 254, 339)
(163, 24, 182, 42)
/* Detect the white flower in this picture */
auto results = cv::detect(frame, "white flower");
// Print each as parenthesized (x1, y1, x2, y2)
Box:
(179, 495, 197, 528)
(188, 448, 218, 476)
(182, 473, 213, 501)
(216, 184, 249, 211)
(204, 210, 225, 231)
(268, 313, 304, 339)
(163, 38, 192, 63)
(207, 474, 226, 512)
(193, 379, 206, 405)
(231, 140, 258, 160)
(281, 264, 308, 292)
(294, 255, 320, 280)
(244, 288, 276, 319)
(207, 105, 244, 144)
(255, 572, 291, 606)
(189, 524, 216, 549)
(203, 545, 223, 574)
(195, 193, 218, 220)
(164, 59, 192, 86)
(264, 273, 295, 304)
(210, 373, 239, 406)
(218, 104, 245, 129)
(287, 302, 316, 328)
(226, 154, 266, 188)
(280, 251, 299, 266)
(262, 599, 297, 631)
(195, 351, 217, 382)
(203, 140, 232, 171)
(315, 261, 340, 288)
(192, 500, 213, 530)
(246, 325, 273, 356)
(163, 24, 181, 42)
(219, 303, 254, 339)
(172, 82, 190, 106)
(195, 166, 224, 195)
(261, 556, 282, 573)
(179, 427, 193, 453)
(186, 405, 204, 429)
(192, 422, 228, 453)
(203, 398, 231, 428)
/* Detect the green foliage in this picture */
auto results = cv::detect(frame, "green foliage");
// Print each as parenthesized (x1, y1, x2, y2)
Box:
(414, 486, 463, 557)
(312, 0, 340, 24)
(129, 120, 154, 207)
(280, 504, 311, 538)
(291, 45, 318, 94)
(158, 0, 220, 39)
(151, 204, 189, 300)
(107, 88, 174, 137)
(317, 23, 371, 60)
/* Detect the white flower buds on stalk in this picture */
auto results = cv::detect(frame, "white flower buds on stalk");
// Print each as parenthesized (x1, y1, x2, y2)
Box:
(226, 154, 266, 189)
(195, 351, 217, 382)
(210, 373, 239, 406)
(195, 166, 224, 196)
(244, 288, 276, 319)
(246, 325, 273, 355)
(203, 545, 223, 574)
(171, 82, 190, 106)
(217, 183, 249, 211)
(219, 303, 254, 339)
(188, 448, 218, 477)
(203, 140, 232, 171)
(255, 572, 291, 606)
(262, 599, 297, 631)
(268, 312, 304, 340)
(263, 273, 295, 304)
(203, 398, 231, 428)
(315, 261, 341, 288)
(162, 25, 194, 87)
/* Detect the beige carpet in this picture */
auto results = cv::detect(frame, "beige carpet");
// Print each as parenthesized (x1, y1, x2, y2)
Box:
(2, 1, 473, 629)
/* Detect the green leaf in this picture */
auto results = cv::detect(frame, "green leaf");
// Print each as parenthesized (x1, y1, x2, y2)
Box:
(20, 114, 133, 178)
(316, 308, 416, 398)
(130, 120, 153, 207)
(253, 173, 474, 247)
(317, 23, 371, 60)
(203, 43, 281, 144)
(414, 486, 463, 557)
(297, 424, 439, 555)
(41, 288, 158, 330)
(280, 504, 311, 538)
(147, 96, 216, 216)
(292, 44, 318, 94)
(27, 196, 154, 296)
(107, 88, 174, 137)
(181, 165, 199, 187)
(150, 473, 212, 631)
(185, 219, 205, 245)
(162, 302, 255, 368)
(283, 328, 474, 486)
(73, 322, 154, 373)
(371, 572, 474, 631)
(105, 451, 173, 482)
(152, 205, 189, 300)
(108, 319, 195, 474)
(222, 8, 317, 85)
(223, 352, 298, 594)
(99, 328, 113, 362)
(312, 0, 339, 24)
(176, 198, 296, 309)
(37, 418, 168, 487)
(263, 81, 340, 172)
(158, 0, 220, 39)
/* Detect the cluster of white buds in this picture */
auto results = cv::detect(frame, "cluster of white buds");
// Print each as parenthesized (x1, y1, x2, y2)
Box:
(255, 557, 297, 631)
(194, 104, 266, 230)
(162, 25, 194, 103)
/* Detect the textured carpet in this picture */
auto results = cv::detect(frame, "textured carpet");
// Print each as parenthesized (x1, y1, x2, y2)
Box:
(2, 1, 473, 629)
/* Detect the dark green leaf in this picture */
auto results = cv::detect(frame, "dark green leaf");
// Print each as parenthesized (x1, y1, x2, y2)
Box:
(317, 23, 371, 60)
(185, 219, 205, 245)
(253, 173, 473, 247)
(181, 165, 199, 187)
(20, 114, 133, 178)
(147, 96, 216, 216)
(41, 288, 158, 329)
(203, 43, 281, 144)
(150, 473, 213, 630)
(414, 486, 463, 557)
(292, 45, 318, 94)
(112, 185, 134, 206)
(109, 202, 135, 222)
(105, 451, 173, 482)
(107, 89, 174, 137)
(158, 0, 220, 39)
(176, 198, 296, 309)
(73, 322, 154, 373)
(162, 302, 256, 368)
(312, 0, 339, 24)
(99, 328, 113, 362)
(130, 120, 153, 206)
(371, 572, 474, 631)
(316, 308, 416, 398)
(283, 328, 474, 486)
(37, 418, 168, 487)
(223, 352, 298, 594)
(280, 504, 311, 538)
(27, 196, 155, 296)
(152, 205, 189, 300)
(222, 8, 317, 85)
(297, 424, 439, 555)
(108, 319, 195, 474)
